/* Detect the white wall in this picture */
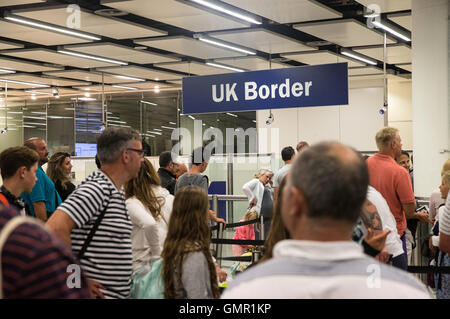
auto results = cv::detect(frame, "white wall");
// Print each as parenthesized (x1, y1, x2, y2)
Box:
(257, 86, 387, 155)
(388, 80, 413, 150)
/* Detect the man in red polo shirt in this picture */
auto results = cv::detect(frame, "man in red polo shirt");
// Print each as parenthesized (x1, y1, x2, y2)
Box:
(367, 127, 429, 270)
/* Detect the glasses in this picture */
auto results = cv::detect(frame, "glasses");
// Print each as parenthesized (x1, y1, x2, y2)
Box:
(127, 148, 144, 157)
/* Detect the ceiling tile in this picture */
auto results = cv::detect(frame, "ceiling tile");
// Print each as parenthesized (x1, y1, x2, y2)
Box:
(102, 0, 249, 32)
(2, 48, 118, 68)
(43, 70, 139, 84)
(0, 19, 92, 46)
(135, 36, 243, 59)
(64, 43, 179, 64)
(208, 28, 316, 54)
(0, 56, 62, 72)
(222, 0, 342, 24)
(294, 19, 396, 47)
(13, 6, 167, 39)
(0, 0, 45, 6)
(214, 56, 289, 71)
(348, 66, 383, 76)
(389, 15, 412, 31)
(96, 66, 182, 81)
(354, 45, 411, 64)
(0, 74, 90, 87)
(281, 51, 365, 67)
(396, 64, 411, 72)
(356, 0, 411, 13)
(154, 61, 235, 75)
(0, 39, 23, 50)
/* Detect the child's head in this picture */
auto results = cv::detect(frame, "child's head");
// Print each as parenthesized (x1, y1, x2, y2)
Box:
(244, 209, 258, 221)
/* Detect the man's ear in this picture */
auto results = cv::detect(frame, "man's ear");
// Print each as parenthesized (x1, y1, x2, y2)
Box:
(290, 186, 307, 218)
(17, 166, 27, 179)
(122, 150, 130, 164)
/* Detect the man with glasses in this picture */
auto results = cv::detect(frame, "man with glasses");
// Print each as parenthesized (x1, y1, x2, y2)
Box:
(47, 127, 144, 299)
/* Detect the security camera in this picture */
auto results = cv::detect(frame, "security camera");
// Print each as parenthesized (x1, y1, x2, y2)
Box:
(265, 111, 274, 125)
(379, 108, 385, 115)
(1, 127, 7, 135)
(52, 87, 59, 97)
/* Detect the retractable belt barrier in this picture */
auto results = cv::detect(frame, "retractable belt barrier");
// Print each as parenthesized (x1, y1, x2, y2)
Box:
(210, 216, 271, 231)
(407, 266, 450, 274)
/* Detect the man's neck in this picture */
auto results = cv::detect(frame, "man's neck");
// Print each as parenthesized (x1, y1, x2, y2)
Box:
(2, 180, 23, 198)
(101, 165, 127, 190)
(378, 149, 395, 159)
(292, 219, 353, 242)
(285, 160, 292, 165)
(188, 165, 202, 174)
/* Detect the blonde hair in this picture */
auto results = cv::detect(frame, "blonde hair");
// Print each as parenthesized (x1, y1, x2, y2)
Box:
(46, 152, 71, 190)
(441, 159, 450, 176)
(442, 171, 450, 185)
(244, 209, 258, 221)
(375, 127, 399, 150)
(253, 168, 273, 179)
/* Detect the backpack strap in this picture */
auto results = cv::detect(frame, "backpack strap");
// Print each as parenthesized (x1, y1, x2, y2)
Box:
(0, 216, 44, 299)
(0, 194, 9, 208)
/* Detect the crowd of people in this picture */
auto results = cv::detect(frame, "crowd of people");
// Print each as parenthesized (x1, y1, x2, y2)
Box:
(0, 126, 449, 299)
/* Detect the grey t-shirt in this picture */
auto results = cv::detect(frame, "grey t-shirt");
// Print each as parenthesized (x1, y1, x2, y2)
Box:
(174, 251, 213, 299)
(273, 164, 291, 187)
(175, 173, 208, 194)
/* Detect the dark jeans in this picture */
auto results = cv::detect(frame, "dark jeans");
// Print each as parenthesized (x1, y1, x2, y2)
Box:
(392, 234, 408, 270)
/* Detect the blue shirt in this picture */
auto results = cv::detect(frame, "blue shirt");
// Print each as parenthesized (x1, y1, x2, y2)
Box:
(21, 165, 61, 217)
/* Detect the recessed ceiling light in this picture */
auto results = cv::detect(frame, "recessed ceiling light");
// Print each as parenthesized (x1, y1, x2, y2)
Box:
(198, 37, 256, 55)
(190, 0, 261, 25)
(58, 49, 128, 65)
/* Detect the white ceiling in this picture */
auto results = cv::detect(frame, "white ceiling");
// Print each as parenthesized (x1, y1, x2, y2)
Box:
(154, 61, 234, 76)
(295, 20, 396, 47)
(281, 51, 366, 67)
(96, 66, 182, 81)
(63, 43, 180, 64)
(0, 19, 93, 46)
(14, 6, 168, 40)
(222, 0, 342, 24)
(0, 56, 62, 72)
(214, 56, 289, 71)
(397, 64, 412, 72)
(354, 45, 411, 64)
(1, 49, 118, 68)
(356, 0, 411, 13)
(102, 0, 249, 32)
(207, 28, 316, 54)
(135, 36, 244, 59)
(0, 0, 412, 99)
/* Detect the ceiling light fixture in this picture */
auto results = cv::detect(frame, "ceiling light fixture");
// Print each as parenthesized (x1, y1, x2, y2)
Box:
(0, 68, 15, 74)
(140, 100, 157, 106)
(154, 86, 160, 93)
(169, 122, 176, 125)
(161, 126, 175, 130)
(0, 79, 49, 88)
(226, 112, 238, 117)
(4, 15, 101, 41)
(341, 49, 378, 66)
(198, 37, 256, 55)
(148, 131, 162, 135)
(188, 115, 196, 120)
(57, 49, 128, 65)
(190, 0, 262, 25)
(112, 85, 138, 90)
(25, 90, 52, 96)
(70, 97, 96, 101)
(113, 74, 145, 82)
(206, 62, 245, 72)
(372, 20, 411, 42)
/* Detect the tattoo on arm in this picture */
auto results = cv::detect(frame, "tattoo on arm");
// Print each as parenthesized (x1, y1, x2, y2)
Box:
(361, 200, 383, 231)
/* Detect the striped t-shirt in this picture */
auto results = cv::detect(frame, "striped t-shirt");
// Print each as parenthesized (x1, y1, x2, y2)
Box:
(58, 170, 133, 299)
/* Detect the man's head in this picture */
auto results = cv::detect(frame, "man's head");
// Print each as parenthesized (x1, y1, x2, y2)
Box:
(174, 163, 188, 178)
(296, 141, 309, 154)
(0, 146, 39, 194)
(191, 147, 209, 173)
(375, 127, 402, 158)
(24, 137, 49, 165)
(159, 151, 177, 174)
(282, 142, 369, 240)
(281, 146, 295, 163)
(97, 127, 144, 180)
(396, 151, 411, 171)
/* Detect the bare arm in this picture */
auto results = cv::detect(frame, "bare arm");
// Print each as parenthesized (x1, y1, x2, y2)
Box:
(403, 202, 429, 222)
(33, 201, 47, 222)
(46, 209, 77, 248)
(361, 200, 383, 231)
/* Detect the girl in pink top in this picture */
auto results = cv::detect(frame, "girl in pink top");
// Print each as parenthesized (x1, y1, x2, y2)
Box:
(232, 210, 258, 256)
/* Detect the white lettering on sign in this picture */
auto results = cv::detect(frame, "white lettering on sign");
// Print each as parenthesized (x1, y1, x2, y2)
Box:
(211, 79, 313, 103)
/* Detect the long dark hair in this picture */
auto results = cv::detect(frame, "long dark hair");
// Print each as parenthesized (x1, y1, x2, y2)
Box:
(161, 186, 219, 299)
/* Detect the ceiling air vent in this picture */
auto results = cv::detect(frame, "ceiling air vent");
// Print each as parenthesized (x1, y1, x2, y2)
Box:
(94, 9, 128, 17)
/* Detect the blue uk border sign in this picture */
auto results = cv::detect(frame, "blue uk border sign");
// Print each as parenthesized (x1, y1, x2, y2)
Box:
(182, 62, 348, 114)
